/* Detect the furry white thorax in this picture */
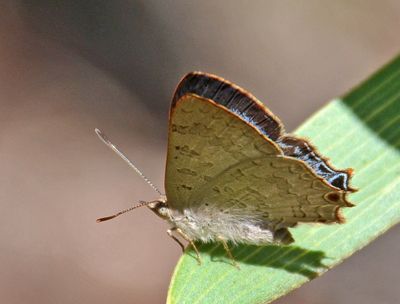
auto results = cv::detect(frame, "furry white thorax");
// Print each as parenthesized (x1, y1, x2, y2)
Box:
(166, 207, 275, 245)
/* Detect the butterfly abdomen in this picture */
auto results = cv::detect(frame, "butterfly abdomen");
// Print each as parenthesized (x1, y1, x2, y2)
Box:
(170, 208, 291, 245)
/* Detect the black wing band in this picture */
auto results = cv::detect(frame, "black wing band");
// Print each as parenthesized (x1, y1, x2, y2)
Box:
(172, 72, 282, 141)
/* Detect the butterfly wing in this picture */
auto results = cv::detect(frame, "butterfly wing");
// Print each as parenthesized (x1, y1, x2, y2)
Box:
(189, 156, 350, 228)
(173, 72, 354, 192)
(165, 94, 351, 239)
(165, 94, 351, 230)
(165, 94, 282, 210)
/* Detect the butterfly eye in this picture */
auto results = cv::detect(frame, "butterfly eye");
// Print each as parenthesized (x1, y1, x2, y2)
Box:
(158, 206, 169, 216)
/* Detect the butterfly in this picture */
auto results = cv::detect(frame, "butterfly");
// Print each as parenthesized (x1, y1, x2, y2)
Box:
(96, 72, 355, 267)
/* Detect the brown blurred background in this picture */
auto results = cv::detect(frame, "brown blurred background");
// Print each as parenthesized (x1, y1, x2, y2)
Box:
(1, 1, 399, 303)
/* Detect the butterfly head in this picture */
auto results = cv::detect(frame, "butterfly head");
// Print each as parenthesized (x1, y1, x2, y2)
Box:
(147, 197, 171, 220)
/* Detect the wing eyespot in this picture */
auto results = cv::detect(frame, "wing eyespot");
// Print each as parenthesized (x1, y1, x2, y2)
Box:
(325, 192, 340, 202)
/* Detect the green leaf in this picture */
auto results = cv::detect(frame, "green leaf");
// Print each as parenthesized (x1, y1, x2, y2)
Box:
(167, 55, 400, 304)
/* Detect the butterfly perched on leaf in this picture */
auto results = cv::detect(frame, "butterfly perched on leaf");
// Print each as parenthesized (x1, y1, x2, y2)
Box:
(96, 72, 355, 267)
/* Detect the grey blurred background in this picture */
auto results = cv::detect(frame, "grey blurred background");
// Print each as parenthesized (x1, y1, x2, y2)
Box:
(1, 1, 399, 303)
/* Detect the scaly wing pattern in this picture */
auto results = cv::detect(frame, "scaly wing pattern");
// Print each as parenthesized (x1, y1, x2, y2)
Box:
(165, 95, 351, 231)
(165, 94, 281, 210)
(190, 156, 350, 229)
(173, 72, 355, 192)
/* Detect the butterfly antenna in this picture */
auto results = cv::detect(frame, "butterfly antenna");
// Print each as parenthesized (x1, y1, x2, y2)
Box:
(95, 128, 163, 195)
(97, 201, 151, 222)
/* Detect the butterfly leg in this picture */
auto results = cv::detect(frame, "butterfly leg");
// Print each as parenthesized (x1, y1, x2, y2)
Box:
(167, 228, 185, 252)
(175, 228, 202, 265)
(217, 236, 240, 270)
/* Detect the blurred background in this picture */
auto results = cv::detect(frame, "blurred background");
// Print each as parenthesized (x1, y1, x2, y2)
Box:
(1, 1, 399, 303)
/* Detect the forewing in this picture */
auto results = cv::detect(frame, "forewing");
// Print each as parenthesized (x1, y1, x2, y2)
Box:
(172, 72, 354, 191)
(165, 94, 282, 210)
